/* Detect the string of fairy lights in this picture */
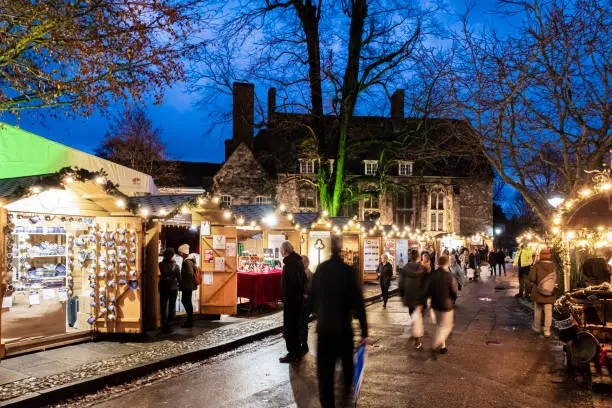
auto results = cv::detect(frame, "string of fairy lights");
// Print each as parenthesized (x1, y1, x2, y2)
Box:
(548, 169, 611, 250)
(5, 170, 494, 245)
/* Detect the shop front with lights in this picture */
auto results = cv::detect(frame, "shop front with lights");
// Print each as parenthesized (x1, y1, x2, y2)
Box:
(0, 171, 143, 357)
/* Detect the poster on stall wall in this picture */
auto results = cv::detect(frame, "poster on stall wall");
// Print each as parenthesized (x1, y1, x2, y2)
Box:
(384, 239, 396, 273)
(363, 239, 380, 271)
(226, 242, 237, 257)
(396, 239, 408, 270)
(204, 250, 214, 263)
(214, 257, 225, 271)
(58, 288, 68, 301)
(28, 291, 40, 306)
(42, 289, 56, 301)
(2, 296, 12, 308)
(203, 272, 214, 285)
(201, 221, 211, 237)
(308, 231, 331, 271)
(267, 234, 285, 260)
(213, 235, 226, 250)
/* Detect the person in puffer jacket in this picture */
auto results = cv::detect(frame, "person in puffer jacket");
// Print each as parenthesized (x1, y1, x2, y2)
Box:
(399, 249, 430, 350)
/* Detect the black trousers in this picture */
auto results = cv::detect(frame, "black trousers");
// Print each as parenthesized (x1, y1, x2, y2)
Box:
(381, 285, 390, 306)
(498, 262, 506, 275)
(317, 332, 354, 408)
(181, 290, 194, 321)
(490, 262, 497, 275)
(283, 302, 302, 357)
(299, 298, 311, 349)
(160, 290, 177, 327)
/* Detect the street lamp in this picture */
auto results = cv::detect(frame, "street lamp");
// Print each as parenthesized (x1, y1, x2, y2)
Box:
(495, 227, 502, 236)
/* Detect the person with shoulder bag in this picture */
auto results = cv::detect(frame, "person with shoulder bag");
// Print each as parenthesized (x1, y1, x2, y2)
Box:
(178, 244, 197, 328)
(529, 248, 556, 338)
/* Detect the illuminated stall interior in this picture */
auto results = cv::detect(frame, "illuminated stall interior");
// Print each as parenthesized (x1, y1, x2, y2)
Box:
(0, 170, 141, 356)
(551, 172, 612, 291)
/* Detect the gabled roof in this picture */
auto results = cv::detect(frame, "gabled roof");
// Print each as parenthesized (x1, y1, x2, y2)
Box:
(0, 122, 159, 195)
(231, 204, 276, 222)
(254, 114, 492, 178)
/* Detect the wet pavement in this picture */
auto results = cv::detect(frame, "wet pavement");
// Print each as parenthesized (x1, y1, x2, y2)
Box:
(52, 269, 609, 408)
(0, 282, 390, 405)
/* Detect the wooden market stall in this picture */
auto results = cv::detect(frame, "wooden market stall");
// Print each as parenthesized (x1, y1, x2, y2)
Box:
(0, 169, 144, 357)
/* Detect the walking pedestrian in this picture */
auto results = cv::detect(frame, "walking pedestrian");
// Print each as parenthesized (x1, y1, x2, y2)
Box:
(299, 254, 313, 355)
(279, 241, 306, 363)
(495, 248, 507, 276)
(398, 249, 430, 350)
(178, 244, 197, 328)
(448, 254, 463, 304)
(489, 249, 498, 277)
(377, 254, 393, 309)
(310, 236, 368, 408)
(529, 248, 557, 337)
(158, 248, 180, 333)
(513, 243, 534, 298)
(428, 255, 458, 357)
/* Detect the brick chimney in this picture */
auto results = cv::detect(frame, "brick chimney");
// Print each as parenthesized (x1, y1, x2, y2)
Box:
(230, 82, 254, 158)
(268, 87, 276, 126)
(390, 89, 405, 119)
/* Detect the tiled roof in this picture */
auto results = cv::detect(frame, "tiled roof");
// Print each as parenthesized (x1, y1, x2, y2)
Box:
(231, 204, 276, 222)
(0, 174, 55, 199)
(129, 194, 198, 214)
(292, 212, 319, 227)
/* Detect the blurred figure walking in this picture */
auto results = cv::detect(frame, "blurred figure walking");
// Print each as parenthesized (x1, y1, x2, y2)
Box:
(311, 236, 368, 408)
(529, 248, 557, 337)
(299, 255, 313, 355)
(428, 255, 458, 357)
(399, 249, 430, 350)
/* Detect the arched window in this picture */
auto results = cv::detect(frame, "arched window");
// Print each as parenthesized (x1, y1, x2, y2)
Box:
(429, 189, 445, 232)
(394, 190, 413, 227)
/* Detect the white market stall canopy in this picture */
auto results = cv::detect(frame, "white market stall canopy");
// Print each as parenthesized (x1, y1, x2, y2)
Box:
(0, 123, 159, 196)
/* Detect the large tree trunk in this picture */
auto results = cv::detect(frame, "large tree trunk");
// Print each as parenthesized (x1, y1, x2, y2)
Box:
(330, 0, 367, 216)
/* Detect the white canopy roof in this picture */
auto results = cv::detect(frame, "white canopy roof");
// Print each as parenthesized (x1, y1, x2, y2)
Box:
(0, 123, 159, 196)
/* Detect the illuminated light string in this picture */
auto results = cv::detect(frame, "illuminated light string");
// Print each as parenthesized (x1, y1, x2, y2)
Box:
(550, 169, 611, 236)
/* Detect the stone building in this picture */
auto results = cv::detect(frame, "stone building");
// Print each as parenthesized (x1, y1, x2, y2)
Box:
(198, 82, 493, 236)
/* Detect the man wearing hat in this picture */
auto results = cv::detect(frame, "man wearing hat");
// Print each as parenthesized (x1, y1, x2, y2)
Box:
(529, 248, 557, 337)
(178, 244, 197, 328)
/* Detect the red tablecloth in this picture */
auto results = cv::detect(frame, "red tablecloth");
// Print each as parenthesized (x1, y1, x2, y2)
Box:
(237, 269, 283, 307)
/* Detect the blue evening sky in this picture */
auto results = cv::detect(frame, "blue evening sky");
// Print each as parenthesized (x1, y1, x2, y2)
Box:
(0, 0, 509, 164)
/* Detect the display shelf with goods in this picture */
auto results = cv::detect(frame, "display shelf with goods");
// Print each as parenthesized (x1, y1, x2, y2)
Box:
(0, 172, 147, 357)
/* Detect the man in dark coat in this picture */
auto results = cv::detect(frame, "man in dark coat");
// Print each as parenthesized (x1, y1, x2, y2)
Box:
(376, 254, 393, 309)
(310, 235, 368, 408)
(158, 248, 180, 333)
(178, 244, 197, 328)
(398, 249, 429, 350)
(279, 240, 306, 363)
(495, 249, 507, 276)
(428, 255, 458, 357)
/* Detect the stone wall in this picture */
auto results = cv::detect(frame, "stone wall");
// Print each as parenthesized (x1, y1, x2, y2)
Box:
(456, 178, 493, 235)
(213, 143, 275, 205)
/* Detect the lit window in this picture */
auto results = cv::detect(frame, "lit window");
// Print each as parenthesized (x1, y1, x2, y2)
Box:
(221, 195, 232, 206)
(299, 159, 315, 174)
(364, 161, 378, 176)
(299, 185, 317, 209)
(429, 190, 445, 232)
(254, 196, 272, 205)
(398, 161, 413, 176)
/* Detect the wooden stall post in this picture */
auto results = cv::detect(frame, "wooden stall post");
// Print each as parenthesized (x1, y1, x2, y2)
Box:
(143, 221, 161, 330)
(200, 226, 238, 317)
(0, 207, 6, 358)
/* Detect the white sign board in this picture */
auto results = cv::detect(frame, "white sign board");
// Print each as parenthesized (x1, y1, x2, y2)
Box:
(363, 239, 380, 271)
(213, 235, 226, 250)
